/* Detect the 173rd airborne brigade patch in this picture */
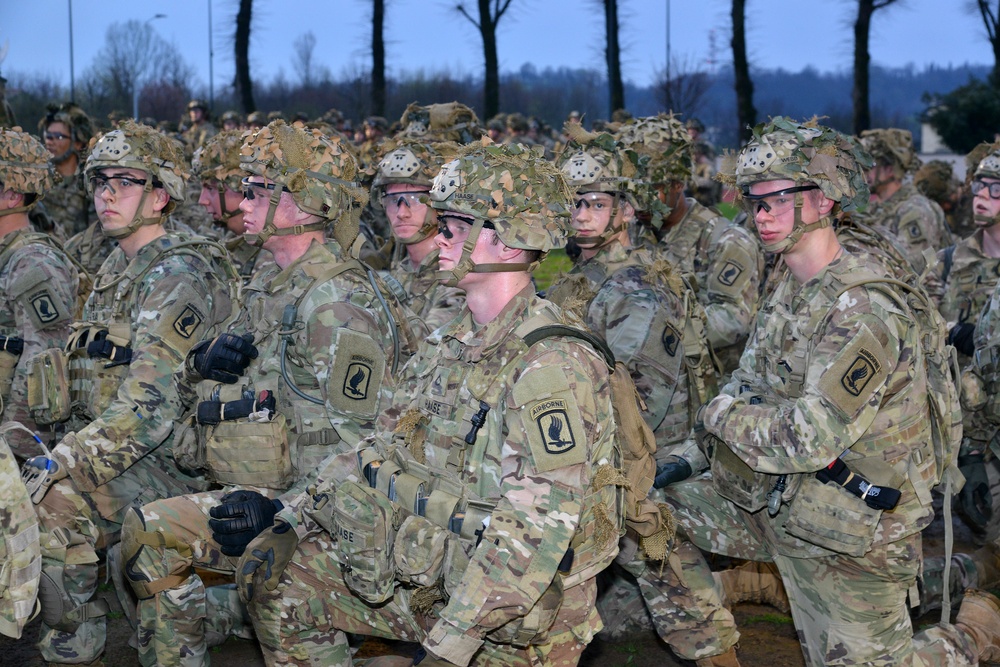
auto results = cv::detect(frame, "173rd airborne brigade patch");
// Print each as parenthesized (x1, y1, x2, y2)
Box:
(817, 322, 890, 420)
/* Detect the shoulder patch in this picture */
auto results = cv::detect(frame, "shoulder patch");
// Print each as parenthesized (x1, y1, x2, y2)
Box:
(328, 327, 386, 419)
(662, 323, 680, 357)
(816, 323, 891, 420)
(717, 261, 744, 287)
(172, 305, 204, 339)
(24, 286, 70, 330)
(31, 293, 60, 324)
(514, 364, 588, 473)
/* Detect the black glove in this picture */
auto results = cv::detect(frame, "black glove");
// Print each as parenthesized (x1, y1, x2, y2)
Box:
(957, 453, 993, 531)
(653, 456, 693, 489)
(209, 490, 283, 557)
(190, 333, 258, 383)
(949, 323, 976, 357)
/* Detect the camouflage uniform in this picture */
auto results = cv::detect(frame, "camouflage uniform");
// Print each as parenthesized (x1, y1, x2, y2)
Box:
(120, 122, 412, 667)
(239, 141, 622, 667)
(663, 117, 988, 666)
(0, 420, 41, 640)
(29, 122, 236, 666)
(39, 168, 94, 241)
(64, 220, 118, 277)
(390, 250, 464, 335)
(0, 129, 78, 456)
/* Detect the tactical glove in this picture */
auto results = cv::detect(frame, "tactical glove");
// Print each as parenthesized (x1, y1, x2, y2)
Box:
(236, 518, 297, 603)
(654, 456, 693, 489)
(949, 323, 976, 357)
(190, 332, 258, 383)
(21, 455, 68, 503)
(958, 453, 993, 530)
(209, 490, 283, 557)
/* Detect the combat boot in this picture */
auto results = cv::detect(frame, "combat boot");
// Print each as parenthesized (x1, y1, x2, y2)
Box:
(714, 561, 790, 613)
(695, 646, 742, 667)
(914, 545, 1000, 617)
(954, 588, 1000, 662)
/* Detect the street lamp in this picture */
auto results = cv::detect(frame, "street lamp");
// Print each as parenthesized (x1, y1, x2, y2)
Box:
(132, 13, 167, 119)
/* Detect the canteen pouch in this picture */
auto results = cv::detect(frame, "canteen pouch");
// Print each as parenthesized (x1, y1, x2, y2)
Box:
(394, 513, 461, 588)
(26, 348, 72, 426)
(204, 414, 292, 489)
(332, 480, 401, 604)
(711, 437, 770, 513)
(784, 475, 882, 557)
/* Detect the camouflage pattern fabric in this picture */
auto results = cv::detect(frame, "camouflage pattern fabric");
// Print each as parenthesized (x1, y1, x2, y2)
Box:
(127, 237, 408, 667)
(225, 233, 275, 283)
(0, 423, 41, 639)
(35, 230, 234, 665)
(245, 286, 619, 666)
(64, 221, 117, 277)
(856, 183, 950, 275)
(0, 229, 78, 456)
(967, 279, 1000, 543)
(649, 198, 764, 375)
(38, 168, 95, 241)
(181, 122, 218, 158)
(658, 249, 980, 665)
(388, 249, 464, 338)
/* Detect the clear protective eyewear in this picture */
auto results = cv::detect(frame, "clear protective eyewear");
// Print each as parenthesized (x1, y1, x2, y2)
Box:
(741, 185, 819, 216)
(381, 191, 427, 215)
(241, 177, 279, 200)
(437, 213, 493, 241)
(89, 174, 148, 196)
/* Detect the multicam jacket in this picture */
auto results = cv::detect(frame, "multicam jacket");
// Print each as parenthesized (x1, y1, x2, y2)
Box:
(858, 183, 950, 275)
(388, 249, 463, 338)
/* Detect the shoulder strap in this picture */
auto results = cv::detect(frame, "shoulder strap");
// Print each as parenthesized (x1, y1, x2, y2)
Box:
(521, 324, 616, 370)
(941, 244, 957, 285)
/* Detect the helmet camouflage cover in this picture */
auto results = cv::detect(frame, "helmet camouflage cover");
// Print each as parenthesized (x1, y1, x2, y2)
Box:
(429, 137, 572, 253)
(722, 116, 873, 214)
(557, 122, 643, 209)
(914, 159, 957, 202)
(38, 103, 95, 148)
(84, 119, 189, 203)
(192, 129, 249, 191)
(859, 128, 919, 176)
(372, 138, 461, 193)
(616, 112, 693, 185)
(397, 102, 484, 144)
(971, 141, 1000, 181)
(0, 127, 55, 196)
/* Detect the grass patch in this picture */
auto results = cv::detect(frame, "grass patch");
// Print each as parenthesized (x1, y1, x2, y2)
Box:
(742, 612, 794, 626)
(613, 642, 639, 666)
(717, 202, 741, 220)
(107, 611, 124, 620)
(534, 248, 573, 292)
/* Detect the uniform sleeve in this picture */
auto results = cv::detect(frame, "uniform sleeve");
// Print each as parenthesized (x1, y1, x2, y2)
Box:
(2, 245, 78, 443)
(425, 347, 611, 665)
(704, 225, 763, 349)
(702, 291, 906, 475)
(920, 247, 948, 310)
(54, 255, 219, 491)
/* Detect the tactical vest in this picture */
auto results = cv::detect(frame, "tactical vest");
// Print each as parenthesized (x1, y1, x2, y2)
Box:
(939, 236, 1000, 333)
(713, 257, 939, 557)
(0, 423, 41, 639)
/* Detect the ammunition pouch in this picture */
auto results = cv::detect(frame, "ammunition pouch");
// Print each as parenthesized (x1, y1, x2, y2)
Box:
(784, 475, 882, 557)
(26, 348, 72, 426)
(204, 414, 292, 489)
(65, 324, 131, 420)
(710, 437, 773, 513)
(393, 513, 469, 596)
(329, 480, 402, 604)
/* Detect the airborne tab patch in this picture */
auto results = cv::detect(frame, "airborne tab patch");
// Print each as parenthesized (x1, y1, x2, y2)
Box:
(530, 399, 577, 455)
(840, 348, 881, 397)
(172, 305, 204, 339)
(816, 323, 891, 421)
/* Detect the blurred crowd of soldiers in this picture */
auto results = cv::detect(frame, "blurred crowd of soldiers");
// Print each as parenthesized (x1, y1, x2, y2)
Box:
(0, 87, 999, 667)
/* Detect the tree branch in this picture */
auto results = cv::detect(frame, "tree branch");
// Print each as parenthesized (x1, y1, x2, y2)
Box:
(455, 4, 481, 30)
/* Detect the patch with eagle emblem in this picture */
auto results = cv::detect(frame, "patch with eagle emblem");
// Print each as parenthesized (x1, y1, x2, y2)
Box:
(716, 261, 744, 287)
(172, 305, 204, 339)
(708, 245, 750, 297)
(816, 323, 890, 420)
(328, 328, 385, 418)
(514, 365, 588, 473)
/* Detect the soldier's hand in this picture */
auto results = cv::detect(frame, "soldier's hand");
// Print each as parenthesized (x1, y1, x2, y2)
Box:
(958, 453, 993, 530)
(654, 456, 693, 489)
(190, 332, 258, 383)
(21, 455, 68, 504)
(235, 518, 297, 603)
(209, 490, 283, 557)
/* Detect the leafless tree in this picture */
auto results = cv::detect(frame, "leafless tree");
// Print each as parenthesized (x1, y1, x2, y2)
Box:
(372, 0, 386, 117)
(656, 55, 711, 119)
(234, 0, 256, 113)
(968, 1, 1000, 83)
(731, 0, 756, 142)
(293, 32, 318, 87)
(604, 0, 625, 115)
(853, 0, 900, 134)
(456, 0, 515, 119)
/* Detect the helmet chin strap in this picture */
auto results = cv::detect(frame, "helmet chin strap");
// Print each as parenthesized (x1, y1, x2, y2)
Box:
(573, 192, 627, 250)
(756, 191, 831, 254)
(213, 183, 241, 228)
(244, 183, 326, 247)
(975, 212, 1000, 228)
(435, 218, 540, 287)
(100, 180, 164, 240)
(396, 207, 437, 245)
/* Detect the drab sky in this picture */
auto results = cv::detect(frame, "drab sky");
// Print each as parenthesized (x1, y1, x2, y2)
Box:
(0, 0, 991, 95)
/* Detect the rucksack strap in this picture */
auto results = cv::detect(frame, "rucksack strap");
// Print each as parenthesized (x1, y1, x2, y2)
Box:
(521, 324, 616, 370)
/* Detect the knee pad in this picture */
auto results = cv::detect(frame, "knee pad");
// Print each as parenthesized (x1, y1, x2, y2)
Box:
(120, 506, 193, 600)
(37, 561, 108, 633)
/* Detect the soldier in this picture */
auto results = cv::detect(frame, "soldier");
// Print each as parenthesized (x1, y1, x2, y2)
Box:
(0, 128, 78, 457)
(191, 129, 273, 279)
(181, 99, 218, 156)
(18, 119, 236, 666)
(915, 158, 967, 238)
(208, 139, 620, 666)
(547, 125, 739, 665)
(372, 137, 464, 336)
(37, 103, 97, 239)
(659, 117, 1000, 665)
(858, 128, 950, 274)
(246, 111, 267, 131)
(118, 120, 414, 667)
(220, 110, 242, 132)
(686, 117, 720, 206)
(356, 115, 389, 170)
(619, 113, 764, 376)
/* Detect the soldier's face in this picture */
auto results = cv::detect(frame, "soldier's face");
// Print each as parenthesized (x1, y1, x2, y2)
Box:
(571, 192, 616, 239)
(43, 121, 73, 157)
(93, 167, 166, 227)
(972, 176, 1000, 225)
(748, 179, 825, 247)
(383, 183, 432, 240)
(198, 179, 244, 232)
(434, 211, 502, 287)
(189, 108, 205, 124)
(239, 176, 303, 246)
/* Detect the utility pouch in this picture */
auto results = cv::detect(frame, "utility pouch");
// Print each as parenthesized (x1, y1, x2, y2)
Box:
(204, 414, 292, 489)
(26, 348, 72, 426)
(711, 437, 770, 513)
(486, 575, 564, 648)
(784, 475, 882, 557)
(86, 359, 130, 420)
(170, 414, 205, 471)
(0, 348, 19, 401)
(394, 513, 458, 587)
(332, 480, 401, 604)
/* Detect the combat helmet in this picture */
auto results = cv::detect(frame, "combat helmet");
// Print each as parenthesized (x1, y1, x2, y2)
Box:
(187, 99, 210, 117)
(192, 129, 248, 225)
(84, 119, 189, 239)
(239, 119, 368, 248)
(372, 137, 460, 244)
(859, 128, 920, 182)
(0, 127, 55, 217)
(914, 159, 958, 204)
(722, 116, 872, 253)
(429, 137, 572, 285)
(616, 112, 692, 227)
(38, 103, 94, 166)
(397, 102, 484, 144)
(556, 122, 643, 249)
(968, 141, 1000, 227)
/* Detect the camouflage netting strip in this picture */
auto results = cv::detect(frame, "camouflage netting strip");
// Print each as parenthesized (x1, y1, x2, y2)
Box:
(640, 503, 677, 562)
